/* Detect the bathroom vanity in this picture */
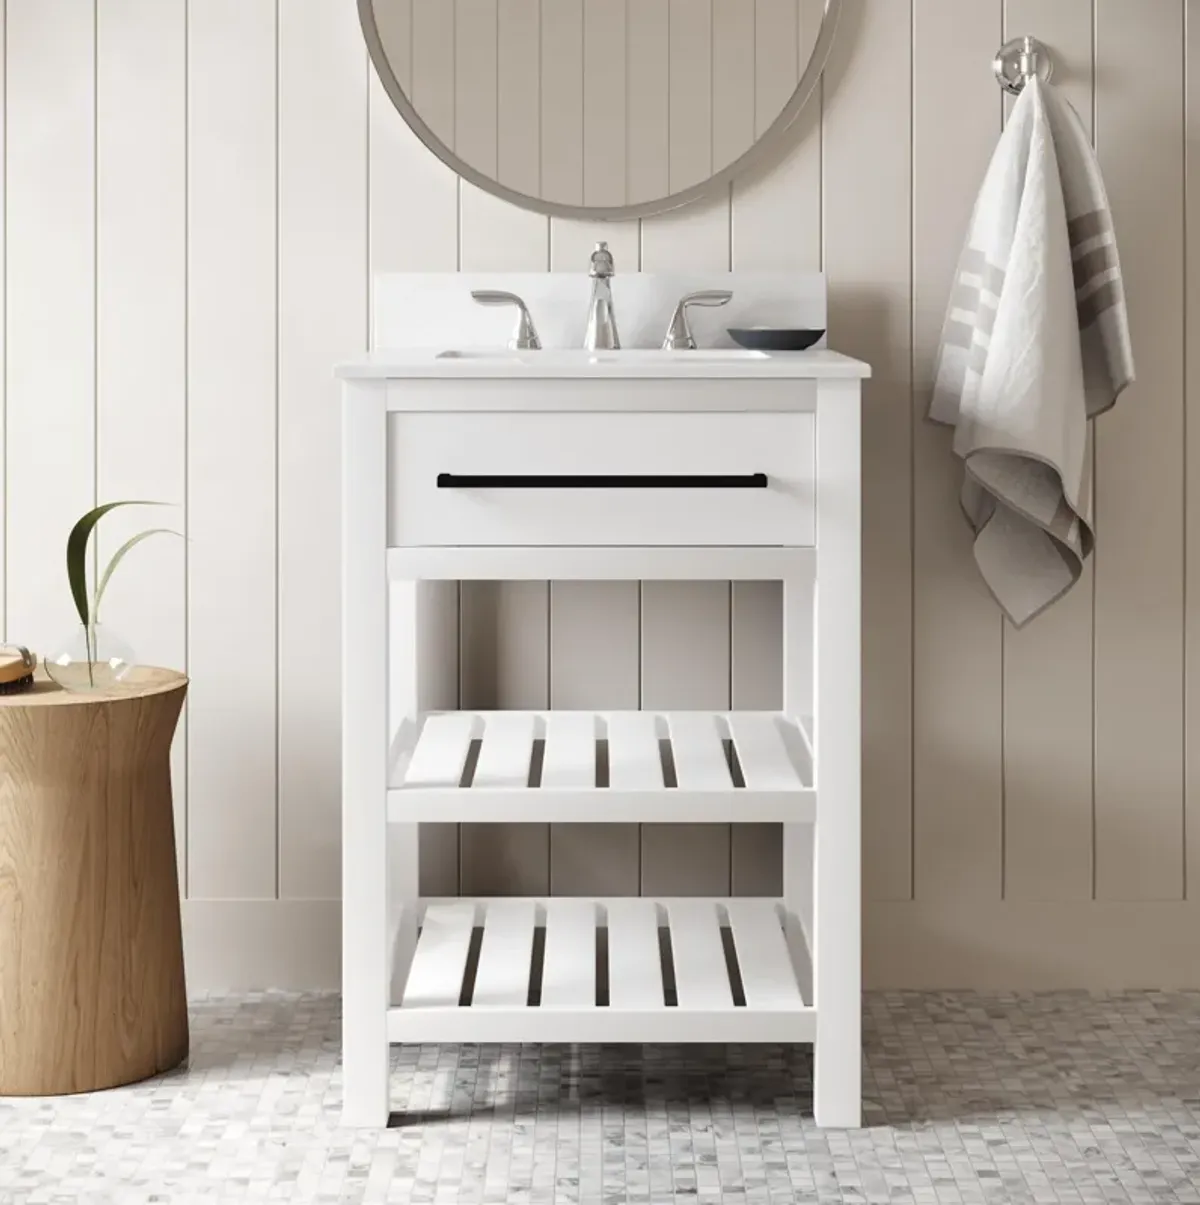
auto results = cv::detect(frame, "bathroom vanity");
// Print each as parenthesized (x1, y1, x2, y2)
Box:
(337, 273, 869, 1129)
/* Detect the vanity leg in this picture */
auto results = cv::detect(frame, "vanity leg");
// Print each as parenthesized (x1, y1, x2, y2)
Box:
(782, 559, 815, 978)
(810, 382, 862, 1127)
(341, 386, 391, 1127)
(385, 581, 432, 1046)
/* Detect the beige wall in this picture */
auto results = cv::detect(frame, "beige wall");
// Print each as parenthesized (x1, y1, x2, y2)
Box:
(3, 0, 1195, 989)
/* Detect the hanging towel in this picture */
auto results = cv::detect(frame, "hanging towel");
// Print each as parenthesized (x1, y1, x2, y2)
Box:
(929, 76, 1134, 626)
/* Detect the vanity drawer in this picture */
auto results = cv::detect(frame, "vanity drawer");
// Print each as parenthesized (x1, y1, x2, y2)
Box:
(387, 411, 815, 547)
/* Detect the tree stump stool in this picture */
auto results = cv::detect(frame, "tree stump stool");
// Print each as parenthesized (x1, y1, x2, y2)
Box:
(0, 668, 188, 1095)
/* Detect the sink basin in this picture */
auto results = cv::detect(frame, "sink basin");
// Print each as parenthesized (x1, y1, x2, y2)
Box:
(436, 347, 769, 364)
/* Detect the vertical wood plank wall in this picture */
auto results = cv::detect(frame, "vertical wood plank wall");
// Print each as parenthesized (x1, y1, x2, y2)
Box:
(3, 0, 1198, 988)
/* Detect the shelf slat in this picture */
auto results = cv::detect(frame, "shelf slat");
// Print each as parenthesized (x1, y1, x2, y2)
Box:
(541, 900, 598, 1007)
(725, 901, 805, 1010)
(541, 713, 598, 789)
(401, 903, 476, 1009)
(798, 715, 815, 783)
(403, 713, 476, 788)
(472, 713, 536, 788)
(727, 713, 807, 791)
(667, 713, 733, 790)
(606, 900, 665, 1009)
(667, 901, 734, 1009)
(606, 713, 663, 789)
(472, 900, 536, 1007)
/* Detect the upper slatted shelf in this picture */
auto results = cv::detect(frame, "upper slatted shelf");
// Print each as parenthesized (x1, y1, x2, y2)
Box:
(388, 710, 815, 824)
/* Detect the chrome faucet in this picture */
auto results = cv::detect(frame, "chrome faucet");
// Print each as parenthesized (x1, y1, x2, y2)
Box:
(662, 290, 733, 350)
(583, 242, 619, 350)
(471, 289, 541, 350)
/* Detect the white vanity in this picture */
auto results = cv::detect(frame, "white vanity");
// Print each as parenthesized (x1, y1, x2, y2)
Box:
(337, 273, 869, 1130)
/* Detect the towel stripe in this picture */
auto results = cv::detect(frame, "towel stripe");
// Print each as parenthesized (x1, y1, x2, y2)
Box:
(959, 250, 1007, 295)
(1078, 278, 1123, 327)
(952, 282, 997, 311)
(1072, 243, 1118, 293)
(942, 319, 976, 350)
(949, 293, 998, 336)
(1066, 209, 1111, 244)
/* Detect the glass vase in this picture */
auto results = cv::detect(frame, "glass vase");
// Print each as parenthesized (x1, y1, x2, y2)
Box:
(44, 623, 137, 693)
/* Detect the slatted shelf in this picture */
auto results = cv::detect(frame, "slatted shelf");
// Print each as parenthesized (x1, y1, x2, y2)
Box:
(387, 898, 814, 1045)
(387, 710, 816, 823)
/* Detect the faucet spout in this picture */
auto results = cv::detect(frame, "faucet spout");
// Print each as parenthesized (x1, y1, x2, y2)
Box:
(584, 241, 620, 350)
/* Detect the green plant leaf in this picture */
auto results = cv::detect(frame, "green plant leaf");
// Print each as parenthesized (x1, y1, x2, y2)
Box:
(92, 528, 182, 623)
(66, 501, 162, 628)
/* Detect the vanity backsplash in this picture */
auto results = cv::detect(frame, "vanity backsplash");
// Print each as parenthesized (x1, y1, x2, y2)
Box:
(373, 272, 829, 352)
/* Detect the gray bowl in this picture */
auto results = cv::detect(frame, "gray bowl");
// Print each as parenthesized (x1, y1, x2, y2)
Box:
(728, 327, 824, 352)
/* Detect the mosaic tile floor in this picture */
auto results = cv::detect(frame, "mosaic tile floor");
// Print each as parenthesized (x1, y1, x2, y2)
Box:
(2, 992, 1200, 1204)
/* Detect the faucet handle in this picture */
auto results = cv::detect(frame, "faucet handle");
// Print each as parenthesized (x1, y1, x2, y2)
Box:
(589, 241, 615, 278)
(471, 290, 542, 350)
(662, 289, 733, 350)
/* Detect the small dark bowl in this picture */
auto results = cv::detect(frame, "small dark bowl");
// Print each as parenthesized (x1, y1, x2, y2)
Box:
(728, 327, 825, 352)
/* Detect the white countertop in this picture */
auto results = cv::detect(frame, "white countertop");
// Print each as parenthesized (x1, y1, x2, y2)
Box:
(335, 347, 871, 381)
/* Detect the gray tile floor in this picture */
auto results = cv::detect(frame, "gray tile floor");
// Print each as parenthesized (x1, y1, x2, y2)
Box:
(3, 992, 1200, 1203)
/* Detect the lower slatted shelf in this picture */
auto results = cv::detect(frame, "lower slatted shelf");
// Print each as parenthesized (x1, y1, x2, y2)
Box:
(387, 898, 814, 1045)
(387, 710, 815, 824)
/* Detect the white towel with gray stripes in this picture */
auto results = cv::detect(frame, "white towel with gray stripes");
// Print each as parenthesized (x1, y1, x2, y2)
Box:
(929, 76, 1134, 626)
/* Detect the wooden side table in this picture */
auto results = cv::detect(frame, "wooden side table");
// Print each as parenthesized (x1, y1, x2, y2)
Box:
(0, 667, 188, 1095)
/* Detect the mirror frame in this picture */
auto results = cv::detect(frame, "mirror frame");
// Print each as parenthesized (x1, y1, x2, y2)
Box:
(359, 0, 842, 222)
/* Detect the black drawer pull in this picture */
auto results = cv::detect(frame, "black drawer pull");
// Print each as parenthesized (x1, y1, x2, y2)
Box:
(437, 472, 768, 489)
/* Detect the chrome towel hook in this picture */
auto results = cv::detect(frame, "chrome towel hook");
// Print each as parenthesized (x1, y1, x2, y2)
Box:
(993, 35, 1053, 95)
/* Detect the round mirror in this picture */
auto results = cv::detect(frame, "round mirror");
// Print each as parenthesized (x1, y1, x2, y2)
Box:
(360, 0, 841, 221)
